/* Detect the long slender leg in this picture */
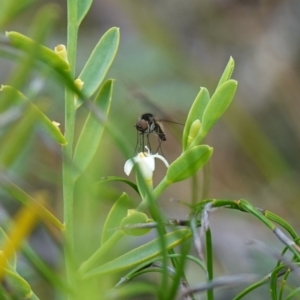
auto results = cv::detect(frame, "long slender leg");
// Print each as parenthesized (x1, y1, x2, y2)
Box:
(156, 136, 164, 156)
(147, 134, 151, 153)
(142, 133, 145, 153)
(134, 130, 139, 154)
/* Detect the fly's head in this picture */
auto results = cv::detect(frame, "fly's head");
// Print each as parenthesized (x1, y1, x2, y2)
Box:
(135, 118, 149, 134)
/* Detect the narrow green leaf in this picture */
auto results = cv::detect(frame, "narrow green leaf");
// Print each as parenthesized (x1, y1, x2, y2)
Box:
(3, 268, 32, 299)
(216, 56, 235, 88)
(182, 87, 210, 151)
(84, 229, 191, 278)
(0, 84, 26, 112)
(0, 228, 16, 270)
(263, 210, 298, 240)
(109, 282, 158, 299)
(167, 145, 213, 183)
(0, 175, 64, 230)
(96, 176, 139, 195)
(101, 193, 133, 245)
(0, 86, 66, 145)
(238, 200, 276, 231)
(286, 287, 300, 300)
(77, 27, 120, 107)
(6, 31, 69, 71)
(77, 0, 93, 26)
(0, 105, 37, 167)
(192, 80, 237, 146)
(73, 79, 113, 180)
(5, 30, 83, 100)
(80, 231, 125, 273)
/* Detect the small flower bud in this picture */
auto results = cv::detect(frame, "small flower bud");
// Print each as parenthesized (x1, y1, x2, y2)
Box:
(54, 44, 69, 65)
(51, 121, 60, 127)
(74, 78, 84, 91)
(186, 119, 201, 149)
(74, 78, 84, 105)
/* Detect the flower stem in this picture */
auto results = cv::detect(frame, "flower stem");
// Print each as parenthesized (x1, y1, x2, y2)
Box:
(137, 177, 169, 212)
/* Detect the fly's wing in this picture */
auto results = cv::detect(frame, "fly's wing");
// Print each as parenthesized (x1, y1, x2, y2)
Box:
(125, 80, 184, 140)
(155, 121, 167, 141)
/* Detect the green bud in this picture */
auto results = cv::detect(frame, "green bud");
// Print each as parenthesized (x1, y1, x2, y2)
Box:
(216, 56, 235, 88)
(182, 87, 210, 151)
(186, 119, 201, 149)
(200, 80, 238, 138)
(120, 210, 153, 236)
(167, 145, 213, 183)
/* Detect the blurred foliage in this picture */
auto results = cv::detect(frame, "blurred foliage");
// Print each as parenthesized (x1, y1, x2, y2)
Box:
(0, 0, 300, 299)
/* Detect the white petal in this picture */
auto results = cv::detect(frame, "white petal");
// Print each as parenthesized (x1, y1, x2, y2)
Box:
(124, 159, 134, 176)
(152, 154, 169, 168)
(144, 156, 155, 171)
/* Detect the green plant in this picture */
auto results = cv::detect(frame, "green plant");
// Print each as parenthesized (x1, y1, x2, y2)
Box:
(0, 1, 299, 300)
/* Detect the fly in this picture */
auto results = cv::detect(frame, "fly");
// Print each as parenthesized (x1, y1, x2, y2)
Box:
(135, 112, 182, 155)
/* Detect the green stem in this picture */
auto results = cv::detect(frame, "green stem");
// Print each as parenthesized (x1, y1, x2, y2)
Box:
(137, 177, 169, 212)
(206, 228, 214, 300)
(63, 0, 78, 296)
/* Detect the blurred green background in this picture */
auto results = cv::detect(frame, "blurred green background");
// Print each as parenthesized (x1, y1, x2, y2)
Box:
(1, 0, 300, 299)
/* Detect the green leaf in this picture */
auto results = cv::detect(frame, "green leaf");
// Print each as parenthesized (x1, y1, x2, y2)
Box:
(0, 176, 64, 230)
(77, 27, 120, 107)
(0, 228, 16, 270)
(4, 30, 83, 99)
(73, 79, 113, 180)
(6, 31, 69, 72)
(0, 104, 38, 168)
(109, 282, 158, 299)
(84, 229, 191, 278)
(101, 193, 133, 245)
(166, 145, 213, 183)
(182, 87, 210, 151)
(0, 86, 66, 145)
(190, 80, 237, 147)
(77, 0, 93, 26)
(96, 176, 139, 195)
(0, 84, 26, 112)
(216, 56, 235, 88)
(3, 268, 33, 299)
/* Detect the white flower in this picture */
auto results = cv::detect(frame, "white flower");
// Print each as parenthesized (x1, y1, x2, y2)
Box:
(124, 147, 169, 180)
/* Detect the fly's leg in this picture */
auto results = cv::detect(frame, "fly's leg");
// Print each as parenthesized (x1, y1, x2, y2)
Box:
(156, 136, 164, 157)
(146, 133, 151, 153)
(134, 130, 140, 154)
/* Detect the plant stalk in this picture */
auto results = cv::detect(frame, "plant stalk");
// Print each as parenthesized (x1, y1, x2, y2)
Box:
(63, 0, 78, 296)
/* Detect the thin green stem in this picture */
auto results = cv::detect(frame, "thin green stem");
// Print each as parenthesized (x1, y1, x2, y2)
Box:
(137, 177, 169, 212)
(206, 228, 214, 300)
(63, 0, 78, 296)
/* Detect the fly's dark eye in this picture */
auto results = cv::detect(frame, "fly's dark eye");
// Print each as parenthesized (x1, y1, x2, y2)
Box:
(136, 119, 148, 132)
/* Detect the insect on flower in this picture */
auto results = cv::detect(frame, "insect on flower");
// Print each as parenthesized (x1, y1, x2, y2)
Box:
(135, 112, 182, 155)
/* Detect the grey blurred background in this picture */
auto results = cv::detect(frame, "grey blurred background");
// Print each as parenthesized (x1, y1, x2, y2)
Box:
(1, 0, 300, 299)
